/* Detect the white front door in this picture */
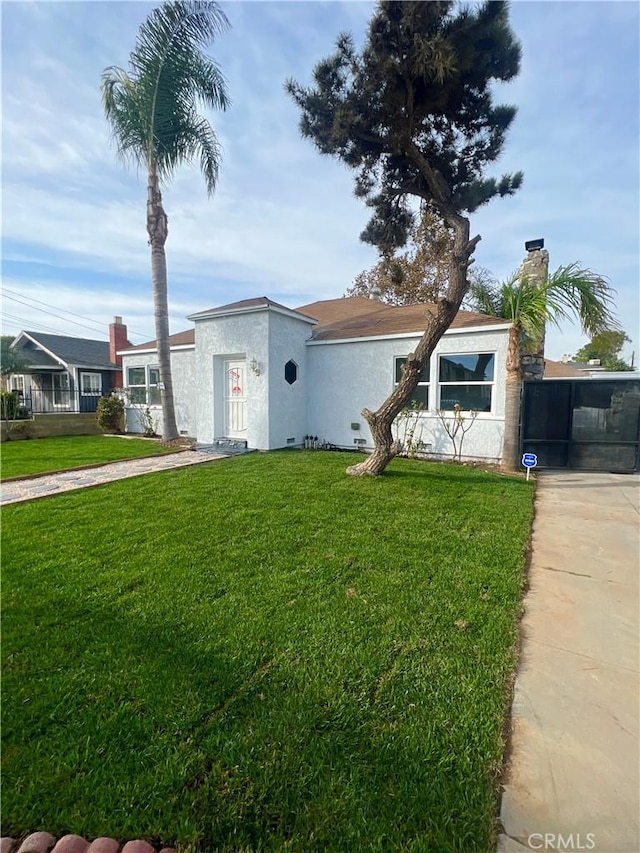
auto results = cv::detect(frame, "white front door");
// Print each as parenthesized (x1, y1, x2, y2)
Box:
(224, 359, 247, 439)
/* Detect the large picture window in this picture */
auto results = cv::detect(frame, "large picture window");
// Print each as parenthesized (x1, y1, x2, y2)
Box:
(438, 353, 495, 412)
(395, 357, 430, 409)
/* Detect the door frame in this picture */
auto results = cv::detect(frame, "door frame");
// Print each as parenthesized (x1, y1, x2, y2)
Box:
(223, 358, 248, 440)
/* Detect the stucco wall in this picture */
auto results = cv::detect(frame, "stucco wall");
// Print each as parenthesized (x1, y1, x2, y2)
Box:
(267, 312, 309, 448)
(194, 309, 312, 450)
(194, 312, 268, 447)
(121, 348, 196, 437)
(307, 326, 509, 463)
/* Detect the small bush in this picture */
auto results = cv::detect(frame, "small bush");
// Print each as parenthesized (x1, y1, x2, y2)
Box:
(96, 395, 124, 434)
(1, 391, 20, 421)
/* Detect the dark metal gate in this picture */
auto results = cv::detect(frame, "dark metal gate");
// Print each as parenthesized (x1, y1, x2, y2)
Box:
(521, 378, 640, 472)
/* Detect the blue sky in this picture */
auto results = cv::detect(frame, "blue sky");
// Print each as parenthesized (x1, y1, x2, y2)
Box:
(2, 0, 639, 362)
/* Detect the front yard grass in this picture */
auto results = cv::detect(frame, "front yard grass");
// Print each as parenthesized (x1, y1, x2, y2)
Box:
(1, 451, 534, 852)
(0, 434, 177, 480)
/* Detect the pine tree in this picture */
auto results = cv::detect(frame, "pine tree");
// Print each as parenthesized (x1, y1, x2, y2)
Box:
(287, 0, 523, 474)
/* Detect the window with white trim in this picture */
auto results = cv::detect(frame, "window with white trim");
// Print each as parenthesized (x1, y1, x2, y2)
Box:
(10, 375, 25, 395)
(53, 372, 70, 407)
(126, 366, 161, 405)
(438, 353, 495, 412)
(147, 367, 161, 405)
(395, 357, 430, 409)
(80, 372, 102, 396)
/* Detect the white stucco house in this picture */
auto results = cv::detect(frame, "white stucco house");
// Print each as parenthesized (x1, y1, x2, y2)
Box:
(119, 295, 513, 463)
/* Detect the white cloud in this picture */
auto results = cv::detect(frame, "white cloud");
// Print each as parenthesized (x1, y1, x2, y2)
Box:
(1, 0, 638, 365)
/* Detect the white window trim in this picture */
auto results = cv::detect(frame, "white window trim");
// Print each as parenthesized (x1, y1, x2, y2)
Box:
(125, 365, 161, 407)
(53, 372, 71, 409)
(80, 371, 102, 396)
(437, 352, 496, 415)
(394, 356, 430, 411)
(10, 375, 26, 394)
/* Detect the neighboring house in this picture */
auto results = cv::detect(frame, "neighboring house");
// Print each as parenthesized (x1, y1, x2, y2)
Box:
(120, 296, 512, 463)
(543, 359, 584, 379)
(7, 317, 128, 414)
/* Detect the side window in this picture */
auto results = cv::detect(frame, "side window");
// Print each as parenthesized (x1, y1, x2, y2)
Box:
(438, 353, 495, 412)
(284, 360, 298, 385)
(126, 366, 162, 405)
(148, 366, 161, 405)
(126, 367, 147, 404)
(395, 357, 429, 409)
(80, 372, 102, 395)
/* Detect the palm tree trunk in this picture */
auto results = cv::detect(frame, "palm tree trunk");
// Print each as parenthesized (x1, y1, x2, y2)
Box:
(147, 168, 179, 442)
(502, 326, 522, 472)
(346, 215, 480, 476)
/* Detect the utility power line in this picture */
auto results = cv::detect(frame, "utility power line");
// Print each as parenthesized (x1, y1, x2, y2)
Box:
(1, 288, 151, 340)
(3, 293, 107, 336)
(1, 312, 86, 338)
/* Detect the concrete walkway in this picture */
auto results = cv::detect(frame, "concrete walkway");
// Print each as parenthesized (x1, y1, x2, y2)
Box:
(0, 447, 228, 506)
(498, 471, 639, 853)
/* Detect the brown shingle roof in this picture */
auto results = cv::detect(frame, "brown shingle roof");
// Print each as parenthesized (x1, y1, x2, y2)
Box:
(188, 296, 293, 319)
(543, 358, 583, 378)
(121, 329, 195, 353)
(122, 296, 510, 352)
(296, 296, 510, 341)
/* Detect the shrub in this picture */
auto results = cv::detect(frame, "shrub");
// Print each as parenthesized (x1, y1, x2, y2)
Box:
(1, 391, 20, 421)
(96, 395, 124, 434)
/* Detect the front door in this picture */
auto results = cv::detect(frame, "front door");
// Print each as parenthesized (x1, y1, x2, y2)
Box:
(224, 359, 247, 439)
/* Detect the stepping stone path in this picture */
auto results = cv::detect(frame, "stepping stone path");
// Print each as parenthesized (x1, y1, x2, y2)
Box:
(1, 448, 229, 506)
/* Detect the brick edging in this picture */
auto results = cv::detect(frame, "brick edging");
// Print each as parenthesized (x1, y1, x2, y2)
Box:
(1, 833, 175, 853)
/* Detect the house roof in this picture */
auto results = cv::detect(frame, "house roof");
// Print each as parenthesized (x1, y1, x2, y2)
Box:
(121, 295, 511, 353)
(188, 296, 316, 324)
(14, 332, 118, 370)
(189, 296, 285, 319)
(122, 328, 196, 353)
(543, 359, 584, 378)
(296, 296, 511, 341)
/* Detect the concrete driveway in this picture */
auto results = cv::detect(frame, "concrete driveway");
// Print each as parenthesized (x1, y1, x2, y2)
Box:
(498, 471, 639, 853)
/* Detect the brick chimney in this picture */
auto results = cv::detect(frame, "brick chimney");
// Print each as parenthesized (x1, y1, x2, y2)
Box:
(518, 243, 549, 381)
(109, 316, 129, 389)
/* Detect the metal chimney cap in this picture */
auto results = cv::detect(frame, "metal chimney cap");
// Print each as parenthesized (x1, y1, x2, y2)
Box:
(525, 238, 544, 252)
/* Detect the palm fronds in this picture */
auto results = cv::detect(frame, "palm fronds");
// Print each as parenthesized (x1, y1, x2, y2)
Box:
(467, 261, 619, 340)
(102, 0, 230, 190)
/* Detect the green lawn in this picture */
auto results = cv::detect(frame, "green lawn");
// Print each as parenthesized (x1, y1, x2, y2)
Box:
(1, 452, 534, 852)
(0, 435, 177, 480)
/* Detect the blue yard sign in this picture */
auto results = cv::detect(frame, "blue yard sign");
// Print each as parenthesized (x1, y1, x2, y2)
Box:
(522, 452, 538, 480)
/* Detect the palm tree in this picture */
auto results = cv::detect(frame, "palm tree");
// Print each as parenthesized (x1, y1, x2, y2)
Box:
(102, 0, 230, 441)
(468, 262, 618, 471)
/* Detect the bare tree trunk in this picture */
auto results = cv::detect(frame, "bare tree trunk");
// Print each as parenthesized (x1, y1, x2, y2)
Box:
(501, 326, 522, 472)
(346, 215, 480, 476)
(147, 168, 179, 442)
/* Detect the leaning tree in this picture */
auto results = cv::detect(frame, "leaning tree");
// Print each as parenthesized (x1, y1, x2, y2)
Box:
(102, 0, 230, 441)
(287, 0, 523, 475)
